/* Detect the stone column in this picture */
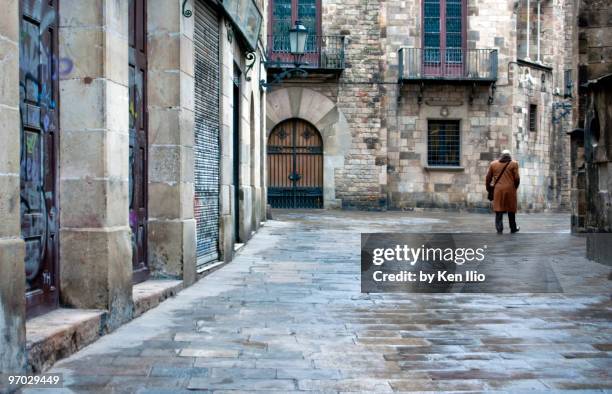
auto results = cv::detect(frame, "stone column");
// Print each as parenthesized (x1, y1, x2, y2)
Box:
(259, 60, 267, 223)
(0, 0, 27, 375)
(147, 0, 196, 285)
(58, 0, 133, 330)
(219, 21, 237, 261)
(239, 77, 254, 243)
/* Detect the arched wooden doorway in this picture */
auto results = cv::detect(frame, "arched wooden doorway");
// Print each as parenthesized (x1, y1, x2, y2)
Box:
(267, 119, 323, 208)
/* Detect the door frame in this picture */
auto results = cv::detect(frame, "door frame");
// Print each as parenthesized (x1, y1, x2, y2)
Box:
(129, 0, 149, 283)
(267, 118, 324, 209)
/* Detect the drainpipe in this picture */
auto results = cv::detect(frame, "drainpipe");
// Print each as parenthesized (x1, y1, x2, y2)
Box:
(526, 0, 531, 60)
(536, 0, 541, 63)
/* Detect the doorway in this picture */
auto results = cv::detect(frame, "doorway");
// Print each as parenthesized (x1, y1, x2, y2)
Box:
(267, 119, 323, 208)
(129, 0, 149, 283)
(193, 0, 221, 268)
(20, 0, 60, 318)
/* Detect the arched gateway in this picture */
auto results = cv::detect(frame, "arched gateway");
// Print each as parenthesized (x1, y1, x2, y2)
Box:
(267, 119, 323, 208)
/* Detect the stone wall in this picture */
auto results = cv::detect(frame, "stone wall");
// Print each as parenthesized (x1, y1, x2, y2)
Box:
(569, 0, 612, 263)
(321, 0, 388, 209)
(389, 0, 573, 211)
(219, 16, 267, 257)
(147, 0, 197, 285)
(58, 0, 133, 331)
(265, 0, 572, 211)
(267, 0, 388, 210)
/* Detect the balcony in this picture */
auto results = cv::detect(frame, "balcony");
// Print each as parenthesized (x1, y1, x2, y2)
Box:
(398, 47, 498, 83)
(266, 35, 346, 72)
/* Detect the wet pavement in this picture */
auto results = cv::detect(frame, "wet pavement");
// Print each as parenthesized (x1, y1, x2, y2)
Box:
(31, 210, 611, 393)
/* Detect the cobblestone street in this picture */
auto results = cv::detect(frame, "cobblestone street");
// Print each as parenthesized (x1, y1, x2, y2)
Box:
(37, 210, 611, 393)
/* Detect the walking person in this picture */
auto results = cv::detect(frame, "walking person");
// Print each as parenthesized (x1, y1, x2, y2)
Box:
(486, 150, 520, 233)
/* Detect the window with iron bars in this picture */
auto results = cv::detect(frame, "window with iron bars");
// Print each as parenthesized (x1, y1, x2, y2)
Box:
(427, 120, 461, 166)
(529, 104, 538, 132)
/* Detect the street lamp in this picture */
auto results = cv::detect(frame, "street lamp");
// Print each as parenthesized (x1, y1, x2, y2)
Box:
(261, 21, 310, 88)
(289, 21, 308, 58)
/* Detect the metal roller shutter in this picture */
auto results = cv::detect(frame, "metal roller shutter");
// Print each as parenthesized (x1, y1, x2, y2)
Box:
(194, 0, 220, 269)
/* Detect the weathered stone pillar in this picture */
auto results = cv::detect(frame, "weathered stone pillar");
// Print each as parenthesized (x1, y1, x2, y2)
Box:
(218, 21, 235, 261)
(147, 0, 196, 285)
(0, 0, 27, 375)
(58, 0, 133, 330)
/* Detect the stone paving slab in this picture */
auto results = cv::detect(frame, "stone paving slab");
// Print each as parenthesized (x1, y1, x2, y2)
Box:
(29, 210, 612, 393)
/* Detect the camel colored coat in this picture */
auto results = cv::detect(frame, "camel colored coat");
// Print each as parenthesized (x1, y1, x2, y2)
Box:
(485, 158, 520, 212)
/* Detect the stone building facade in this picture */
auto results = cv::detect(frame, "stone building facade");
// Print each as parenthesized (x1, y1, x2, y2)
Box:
(0, 0, 267, 375)
(265, 0, 574, 211)
(569, 0, 612, 264)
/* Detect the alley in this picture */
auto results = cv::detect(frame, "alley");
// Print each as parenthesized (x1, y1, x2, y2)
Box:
(37, 210, 611, 393)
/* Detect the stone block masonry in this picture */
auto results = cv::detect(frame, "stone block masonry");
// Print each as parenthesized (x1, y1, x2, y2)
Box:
(266, 0, 573, 212)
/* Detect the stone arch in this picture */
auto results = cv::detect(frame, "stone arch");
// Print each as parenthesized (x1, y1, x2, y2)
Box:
(266, 87, 350, 208)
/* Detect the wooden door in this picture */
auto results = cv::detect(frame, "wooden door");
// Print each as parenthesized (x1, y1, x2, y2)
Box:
(267, 119, 323, 208)
(129, 0, 149, 282)
(20, 0, 60, 318)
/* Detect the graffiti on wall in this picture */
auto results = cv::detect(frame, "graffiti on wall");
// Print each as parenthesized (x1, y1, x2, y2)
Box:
(19, 2, 72, 290)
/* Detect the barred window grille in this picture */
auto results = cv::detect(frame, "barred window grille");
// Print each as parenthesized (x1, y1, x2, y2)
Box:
(529, 104, 538, 132)
(428, 120, 461, 166)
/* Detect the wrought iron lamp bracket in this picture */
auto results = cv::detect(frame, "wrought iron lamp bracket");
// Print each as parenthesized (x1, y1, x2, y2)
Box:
(245, 52, 257, 81)
(182, 0, 193, 18)
(260, 60, 310, 88)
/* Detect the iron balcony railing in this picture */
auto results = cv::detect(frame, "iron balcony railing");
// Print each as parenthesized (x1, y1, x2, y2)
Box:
(398, 47, 498, 81)
(266, 35, 346, 70)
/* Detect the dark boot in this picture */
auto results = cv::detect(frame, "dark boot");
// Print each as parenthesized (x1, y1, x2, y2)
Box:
(495, 212, 504, 233)
(509, 212, 519, 233)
